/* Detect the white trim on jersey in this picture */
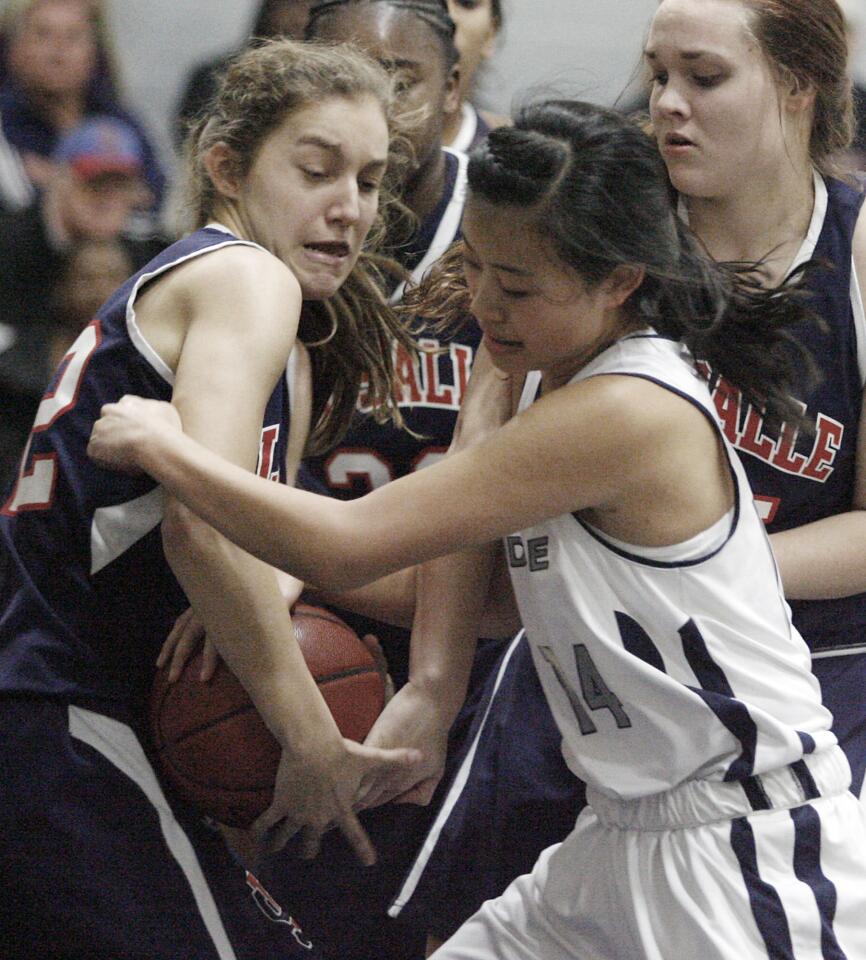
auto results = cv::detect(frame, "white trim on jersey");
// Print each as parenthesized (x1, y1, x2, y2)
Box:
(389, 630, 527, 919)
(851, 259, 866, 388)
(67, 705, 240, 960)
(449, 103, 479, 155)
(811, 643, 866, 659)
(787, 172, 866, 386)
(124, 225, 267, 385)
(389, 149, 468, 305)
(90, 486, 164, 574)
(788, 170, 828, 270)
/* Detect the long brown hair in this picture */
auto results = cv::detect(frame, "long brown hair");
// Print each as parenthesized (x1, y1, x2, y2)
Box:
(181, 38, 417, 454)
(412, 101, 822, 434)
(742, 0, 854, 170)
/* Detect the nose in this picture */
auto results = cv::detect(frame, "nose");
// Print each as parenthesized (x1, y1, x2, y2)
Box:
(328, 177, 361, 226)
(468, 271, 503, 326)
(652, 79, 690, 120)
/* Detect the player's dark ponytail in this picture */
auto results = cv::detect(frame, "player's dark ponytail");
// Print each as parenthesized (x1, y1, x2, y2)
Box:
(412, 99, 819, 434)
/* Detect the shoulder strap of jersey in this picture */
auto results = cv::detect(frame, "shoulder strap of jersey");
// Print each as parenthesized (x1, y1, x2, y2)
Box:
(389, 149, 469, 305)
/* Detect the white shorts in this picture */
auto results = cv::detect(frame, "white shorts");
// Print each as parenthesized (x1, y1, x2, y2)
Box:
(431, 746, 866, 960)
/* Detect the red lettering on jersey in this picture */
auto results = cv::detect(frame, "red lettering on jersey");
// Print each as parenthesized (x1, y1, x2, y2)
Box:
(3, 321, 101, 515)
(770, 422, 807, 474)
(421, 340, 455, 406)
(753, 495, 780, 524)
(395, 342, 423, 404)
(257, 425, 280, 482)
(802, 414, 844, 482)
(453, 344, 473, 399)
(711, 376, 741, 444)
(738, 406, 774, 460)
(246, 871, 283, 916)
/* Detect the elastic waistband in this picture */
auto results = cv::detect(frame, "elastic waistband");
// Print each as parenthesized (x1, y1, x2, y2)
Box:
(586, 747, 852, 831)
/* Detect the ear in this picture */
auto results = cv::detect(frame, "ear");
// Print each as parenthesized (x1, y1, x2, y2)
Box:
(479, 19, 499, 62)
(202, 142, 243, 201)
(444, 64, 461, 116)
(603, 264, 645, 308)
(781, 71, 816, 115)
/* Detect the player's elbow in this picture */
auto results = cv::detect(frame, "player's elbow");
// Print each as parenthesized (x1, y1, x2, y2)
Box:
(161, 497, 225, 567)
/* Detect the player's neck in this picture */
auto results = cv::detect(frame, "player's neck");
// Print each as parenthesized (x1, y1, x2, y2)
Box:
(685, 167, 815, 285)
(403, 146, 447, 225)
(207, 204, 250, 244)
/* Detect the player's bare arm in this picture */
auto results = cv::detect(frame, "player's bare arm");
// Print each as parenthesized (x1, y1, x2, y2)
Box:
(89, 371, 731, 591)
(769, 201, 866, 600)
(136, 246, 420, 863)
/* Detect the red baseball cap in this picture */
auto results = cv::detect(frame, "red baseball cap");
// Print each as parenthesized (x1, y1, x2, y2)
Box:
(53, 116, 144, 180)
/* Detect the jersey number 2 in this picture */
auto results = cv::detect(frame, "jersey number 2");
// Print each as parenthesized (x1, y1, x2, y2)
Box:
(2, 322, 101, 516)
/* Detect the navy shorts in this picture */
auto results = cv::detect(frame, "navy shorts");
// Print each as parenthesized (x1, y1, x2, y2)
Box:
(266, 632, 511, 960)
(812, 650, 866, 797)
(390, 632, 587, 943)
(0, 696, 318, 959)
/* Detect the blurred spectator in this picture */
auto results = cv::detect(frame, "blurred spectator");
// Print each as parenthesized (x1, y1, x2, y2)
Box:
(443, 0, 509, 151)
(840, 0, 865, 171)
(0, 0, 166, 210)
(46, 237, 131, 368)
(173, 0, 313, 150)
(0, 114, 167, 488)
(0, 110, 33, 210)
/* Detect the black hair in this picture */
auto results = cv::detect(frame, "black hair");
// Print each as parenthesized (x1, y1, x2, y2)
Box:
(306, 0, 459, 68)
(413, 99, 820, 433)
(450, 0, 503, 29)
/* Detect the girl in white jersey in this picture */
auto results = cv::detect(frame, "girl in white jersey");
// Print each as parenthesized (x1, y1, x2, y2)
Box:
(645, 0, 866, 802)
(88, 100, 866, 959)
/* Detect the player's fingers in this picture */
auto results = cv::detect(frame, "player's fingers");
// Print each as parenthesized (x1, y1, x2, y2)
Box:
(298, 824, 324, 861)
(156, 608, 191, 668)
(360, 744, 424, 769)
(168, 619, 205, 683)
(200, 637, 220, 681)
(257, 814, 301, 854)
(393, 777, 439, 806)
(337, 808, 376, 866)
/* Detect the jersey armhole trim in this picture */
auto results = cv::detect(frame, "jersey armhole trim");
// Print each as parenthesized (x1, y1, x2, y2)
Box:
(125, 237, 263, 385)
(851, 257, 866, 388)
(570, 373, 741, 569)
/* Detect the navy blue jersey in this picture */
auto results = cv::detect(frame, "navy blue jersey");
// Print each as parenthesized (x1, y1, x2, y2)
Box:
(449, 103, 492, 154)
(699, 175, 866, 653)
(0, 226, 290, 721)
(302, 149, 477, 501)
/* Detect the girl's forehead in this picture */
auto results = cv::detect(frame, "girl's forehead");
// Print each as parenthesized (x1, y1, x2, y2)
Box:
(649, 0, 754, 48)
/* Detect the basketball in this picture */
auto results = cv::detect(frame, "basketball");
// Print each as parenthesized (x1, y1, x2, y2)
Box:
(149, 603, 386, 828)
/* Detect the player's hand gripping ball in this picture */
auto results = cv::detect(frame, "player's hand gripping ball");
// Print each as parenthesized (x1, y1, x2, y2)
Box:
(149, 604, 387, 827)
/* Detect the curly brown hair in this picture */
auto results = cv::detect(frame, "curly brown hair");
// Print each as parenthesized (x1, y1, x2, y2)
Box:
(181, 38, 418, 455)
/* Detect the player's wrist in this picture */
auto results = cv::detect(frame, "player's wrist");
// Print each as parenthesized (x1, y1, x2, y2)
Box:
(404, 672, 466, 727)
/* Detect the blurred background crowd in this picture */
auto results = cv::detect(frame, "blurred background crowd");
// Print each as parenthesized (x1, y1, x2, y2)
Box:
(1, 0, 864, 489)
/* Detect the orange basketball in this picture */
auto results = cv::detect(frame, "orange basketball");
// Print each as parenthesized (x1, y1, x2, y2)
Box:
(149, 603, 386, 827)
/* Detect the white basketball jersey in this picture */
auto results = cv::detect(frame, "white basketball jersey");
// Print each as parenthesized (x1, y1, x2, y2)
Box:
(508, 332, 836, 801)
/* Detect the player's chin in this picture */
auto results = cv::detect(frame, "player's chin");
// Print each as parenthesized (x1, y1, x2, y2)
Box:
(297, 261, 356, 301)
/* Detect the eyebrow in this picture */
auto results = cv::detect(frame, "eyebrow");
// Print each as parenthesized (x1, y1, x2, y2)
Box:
(644, 48, 715, 61)
(296, 137, 388, 169)
(296, 136, 343, 156)
(379, 57, 419, 72)
(463, 237, 534, 277)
